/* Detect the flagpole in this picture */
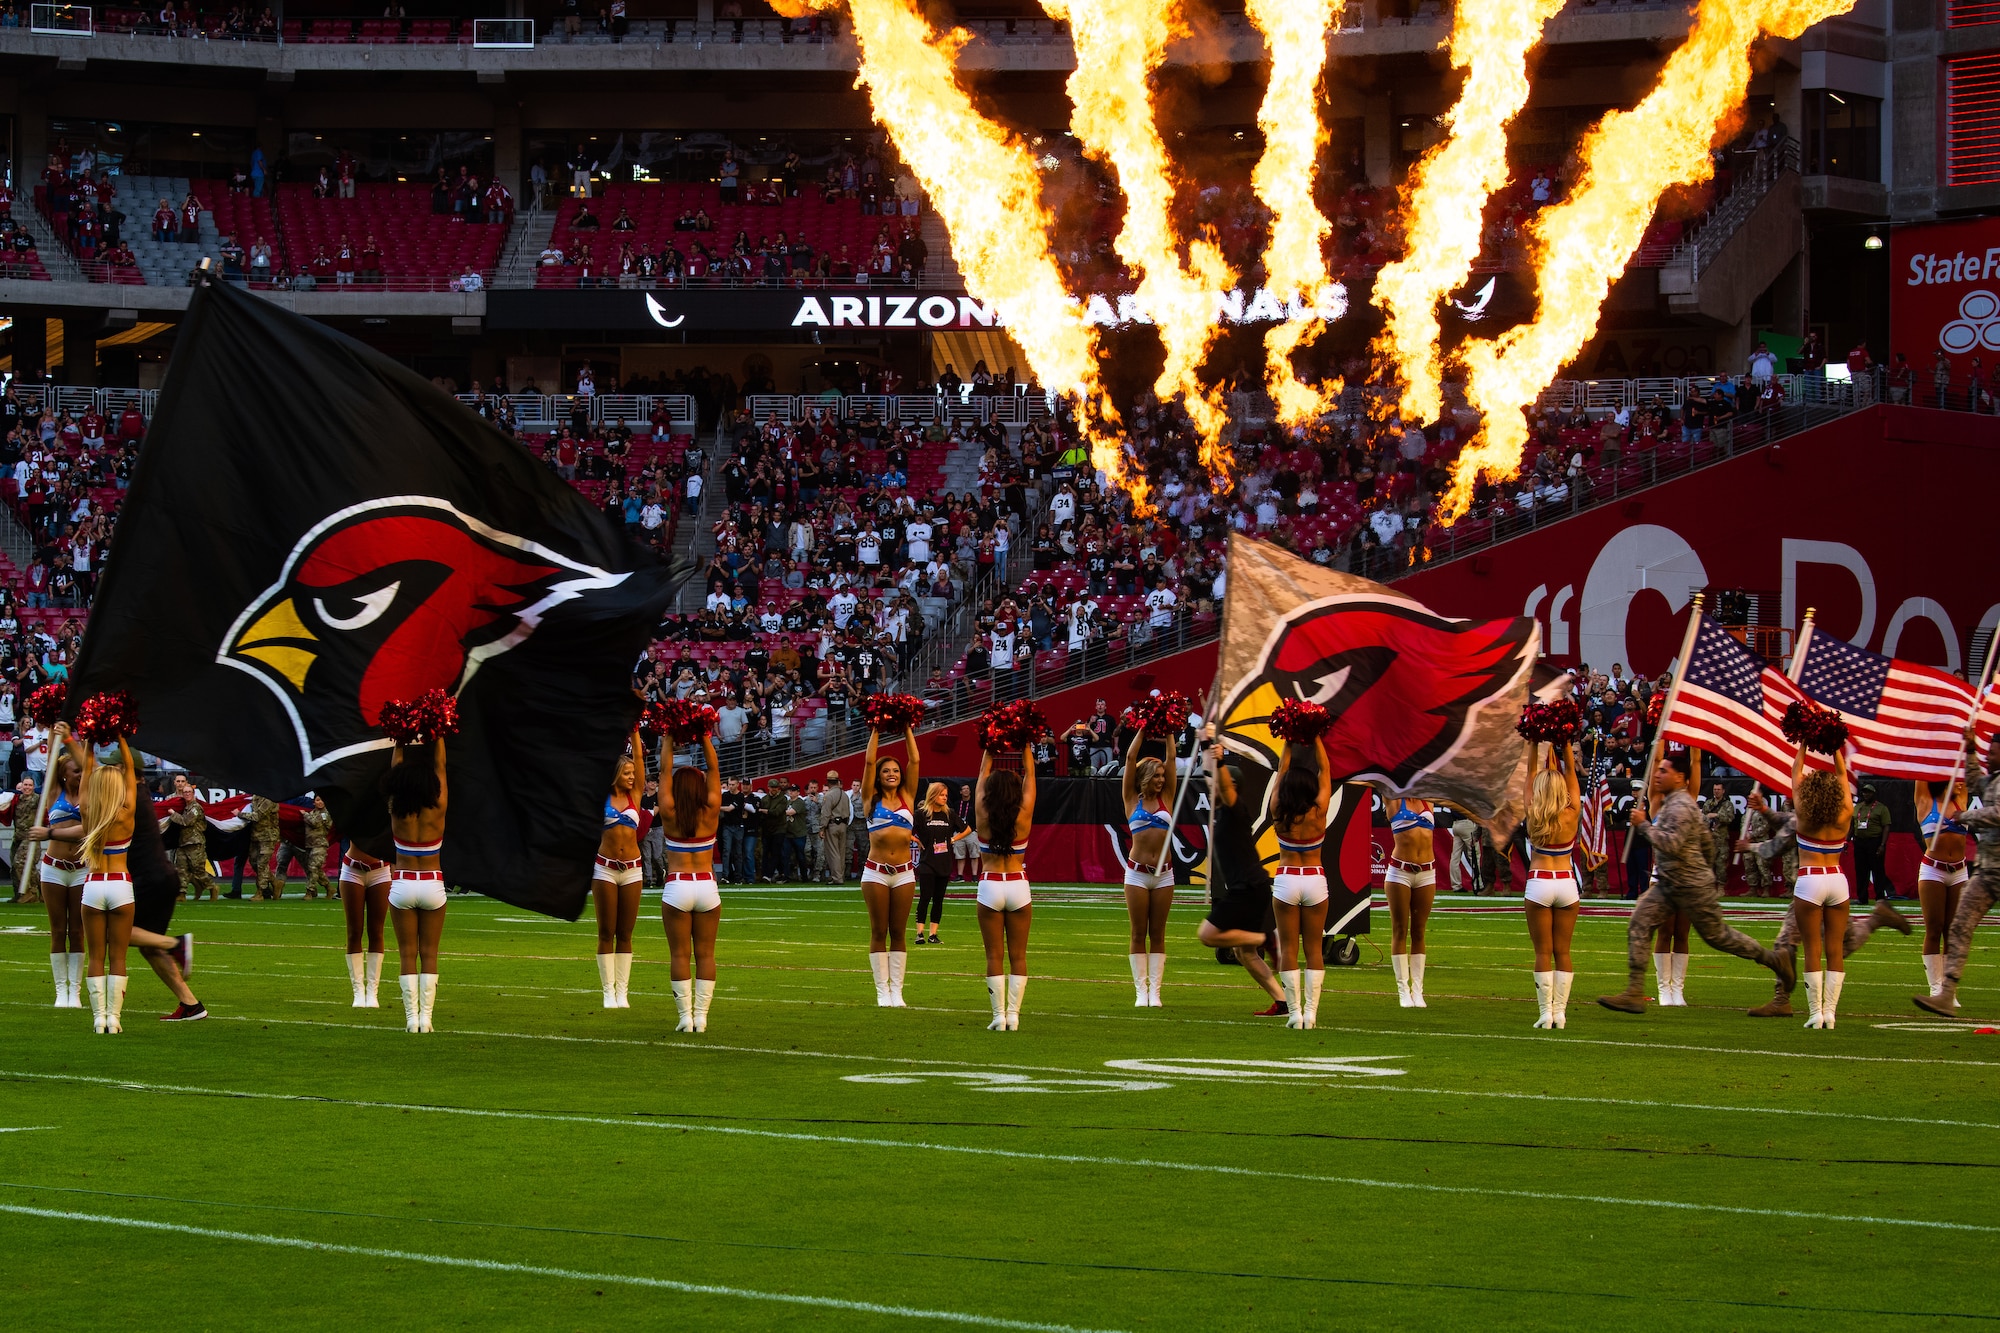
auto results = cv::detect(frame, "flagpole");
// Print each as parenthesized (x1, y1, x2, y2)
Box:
(1152, 677, 1220, 878)
(19, 721, 59, 896)
(1640, 593, 1706, 801)
(1923, 640, 2000, 863)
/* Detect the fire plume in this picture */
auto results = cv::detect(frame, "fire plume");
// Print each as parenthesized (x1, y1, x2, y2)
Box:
(1041, 0, 1235, 476)
(800, 0, 1144, 503)
(1447, 0, 1859, 518)
(1373, 0, 1563, 427)
(1245, 0, 1343, 426)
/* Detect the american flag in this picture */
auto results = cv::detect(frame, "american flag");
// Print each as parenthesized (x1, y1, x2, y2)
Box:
(1660, 615, 1824, 793)
(1974, 686, 2000, 755)
(1795, 630, 1975, 780)
(1578, 770, 1611, 859)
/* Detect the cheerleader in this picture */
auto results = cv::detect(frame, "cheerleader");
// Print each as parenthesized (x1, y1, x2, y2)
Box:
(28, 747, 86, 1008)
(1521, 738, 1582, 1029)
(384, 735, 448, 1034)
(859, 722, 920, 1006)
(338, 844, 390, 1008)
(1268, 735, 1334, 1028)
(975, 746, 1035, 1030)
(1381, 790, 1438, 1006)
(1789, 742, 1854, 1029)
(658, 733, 723, 1032)
(1914, 775, 1970, 1002)
(594, 727, 647, 1008)
(67, 722, 138, 1034)
(914, 782, 969, 945)
(1121, 729, 1177, 1007)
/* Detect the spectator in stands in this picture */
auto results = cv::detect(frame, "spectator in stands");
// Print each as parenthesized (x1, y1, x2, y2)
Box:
(719, 153, 741, 205)
(152, 199, 176, 244)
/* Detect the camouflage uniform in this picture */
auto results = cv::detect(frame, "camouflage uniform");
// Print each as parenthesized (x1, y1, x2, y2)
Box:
(249, 795, 283, 899)
(1622, 790, 1782, 988)
(1740, 806, 1781, 895)
(12, 789, 41, 904)
(170, 796, 216, 900)
(1936, 752, 2000, 1000)
(1700, 794, 1739, 890)
(302, 806, 333, 899)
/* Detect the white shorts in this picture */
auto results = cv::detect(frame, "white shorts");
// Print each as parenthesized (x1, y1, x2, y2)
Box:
(340, 857, 391, 888)
(81, 873, 134, 911)
(977, 873, 1032, 911)
(1123, 865, 1174, 892)
(40, 856, 86, 890)
(861, 860, 916, 890)
(1273, 867, 1329, 907)
(661, 872, 721, 912)
(1919, 857, 1969, 889)
(1523, 871, 1580, 908)
(1793, 868, 1850, 908)
(388, 869, 448, 911)
(1383, 860, 1435, 890)
(592, 855, 644, 888)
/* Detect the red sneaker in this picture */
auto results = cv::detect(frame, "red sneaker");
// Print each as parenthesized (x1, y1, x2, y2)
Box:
(1254, 1000, 1290, 1018)
(160, 1002, 208, 1022)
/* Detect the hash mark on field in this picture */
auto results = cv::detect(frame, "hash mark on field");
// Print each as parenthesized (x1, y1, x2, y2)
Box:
(0, 1204, 1121, 1332)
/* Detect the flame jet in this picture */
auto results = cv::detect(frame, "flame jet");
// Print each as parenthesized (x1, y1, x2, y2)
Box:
(1446, 0, 1860, 518)
(1371, 0, 1565, 427)
(1040, 0, 1236, 476)
(771, 0, 1144, 502)
(1245, 0, 1345, 426)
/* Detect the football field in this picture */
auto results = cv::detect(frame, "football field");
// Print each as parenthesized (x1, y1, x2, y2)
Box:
(3, 887, 1997, 1331)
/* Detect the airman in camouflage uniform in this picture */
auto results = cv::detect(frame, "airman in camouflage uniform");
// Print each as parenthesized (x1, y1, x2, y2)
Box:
(1700, 786, 1739, 890)
(302, 797, 333, 900)
(10, 775, 41, 903)
(1740, 802, 1782, 896)
(249, 794, 284, 899)
(169, 776, 216, 900)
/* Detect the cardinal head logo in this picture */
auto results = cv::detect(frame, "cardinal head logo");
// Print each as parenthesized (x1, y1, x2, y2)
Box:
(1219, 595, 1533, 788)
(219, 497, 629, 773)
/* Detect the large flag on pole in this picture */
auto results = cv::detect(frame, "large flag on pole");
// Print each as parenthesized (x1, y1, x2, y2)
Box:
(70, 277, 677, 920)
(1792, 624, 1976, 780)
(1213, 534, 1544, 840)
(1658, 614, 1827, 793)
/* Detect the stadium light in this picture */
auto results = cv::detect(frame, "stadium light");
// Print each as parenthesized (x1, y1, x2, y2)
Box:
(1863, 232, 1884, 251)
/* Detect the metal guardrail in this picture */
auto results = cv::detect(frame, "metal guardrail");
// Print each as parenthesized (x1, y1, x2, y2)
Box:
(1347, 378, 1875, 582)
(6, 384, 158, 417)
(743, 390, 1056, 427)
(1676, 140, 1799, 283)
(693, 609, 1220, 779)
(464, 392, 698, 428)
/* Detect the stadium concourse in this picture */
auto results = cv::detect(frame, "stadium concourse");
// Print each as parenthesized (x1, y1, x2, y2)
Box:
(3, 2, 1999, 1330)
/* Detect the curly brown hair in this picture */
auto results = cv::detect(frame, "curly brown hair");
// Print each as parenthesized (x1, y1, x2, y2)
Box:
(1794, 769, 1847, 829)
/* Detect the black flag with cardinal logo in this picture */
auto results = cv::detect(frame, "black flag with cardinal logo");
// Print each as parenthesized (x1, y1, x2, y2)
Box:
(69, 277, 677, 919)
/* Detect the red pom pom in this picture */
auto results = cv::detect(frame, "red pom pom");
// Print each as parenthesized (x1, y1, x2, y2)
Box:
(645, 698, 718, 743)
(26, 683, 67, 726)
(860, 692, 927, 734)
(73, 690, 138, 744)
(1132, 690, 1196, 739)
(978, 699, 1050, 751)
(377, 689, 459, 745)
(1781, 700, 1849, 756)
(1516, 698, 1583, 744)
(1269, 698, 1333, 743)
(1644, 693, 1665, 728)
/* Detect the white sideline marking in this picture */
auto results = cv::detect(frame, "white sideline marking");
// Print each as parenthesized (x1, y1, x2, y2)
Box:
(1316, 1024, 2000, 1069)
(0, 1203, 1118, 1332)
(6, 1070, 1993, 1236)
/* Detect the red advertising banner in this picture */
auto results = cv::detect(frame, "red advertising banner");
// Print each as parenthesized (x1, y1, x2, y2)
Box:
(1891, 216, 2000, 386)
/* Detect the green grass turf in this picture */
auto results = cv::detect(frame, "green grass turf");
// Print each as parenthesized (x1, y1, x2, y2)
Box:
(3, 885, 1998, 1331)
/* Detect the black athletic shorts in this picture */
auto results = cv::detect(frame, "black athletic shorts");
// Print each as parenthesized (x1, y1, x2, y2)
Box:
(1205, 881, 1274, 936)
(133, 872, 178, 936)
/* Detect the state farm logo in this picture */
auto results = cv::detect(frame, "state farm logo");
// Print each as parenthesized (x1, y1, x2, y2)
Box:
(1940, 290, 2000, 355)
